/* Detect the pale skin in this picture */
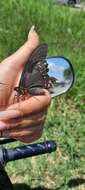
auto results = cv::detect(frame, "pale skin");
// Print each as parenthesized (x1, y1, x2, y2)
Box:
(0, 29, 51, 143)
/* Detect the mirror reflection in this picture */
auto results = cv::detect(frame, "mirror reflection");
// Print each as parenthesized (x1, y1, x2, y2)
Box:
(46, 56, 74, 97)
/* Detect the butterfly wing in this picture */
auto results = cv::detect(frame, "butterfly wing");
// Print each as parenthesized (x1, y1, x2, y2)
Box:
(28, 43, 48, 70)
(19, 43, 48, 89)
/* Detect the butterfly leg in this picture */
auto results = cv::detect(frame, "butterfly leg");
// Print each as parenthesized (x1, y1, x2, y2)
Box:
(13, 87, 21, 103)
(13, 93, 20, 104)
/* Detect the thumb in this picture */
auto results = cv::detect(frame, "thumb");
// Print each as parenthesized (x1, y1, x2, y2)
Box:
(0, 27, 40, 86)
(7, 89, 51, 116)
(1, 26, 40, 74)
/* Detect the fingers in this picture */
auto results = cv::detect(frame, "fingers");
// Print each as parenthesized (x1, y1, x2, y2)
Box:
(27, 26, 40, 52)
(0, 28, 40, 99)
(28, 25, 35, 38)
(0, 27, 40, 108)
(7, 89, 51, 116)
(15, 129, 43, 143)
(0, 110, 22, 121)
(0, 90, 51, 143)
(1, 110, 46, 143)
(0, 110, 46, 131)
(1, 27, 40, 71)
(3, 124, 44, 143)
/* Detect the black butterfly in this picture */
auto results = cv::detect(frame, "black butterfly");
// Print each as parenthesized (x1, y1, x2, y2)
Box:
(14, 43, 50, 97)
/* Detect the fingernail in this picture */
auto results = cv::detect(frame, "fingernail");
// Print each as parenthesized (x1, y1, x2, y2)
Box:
(28, 25, 35, 39)
(29, 25, 35, 33)
(0, 110, 21, 120)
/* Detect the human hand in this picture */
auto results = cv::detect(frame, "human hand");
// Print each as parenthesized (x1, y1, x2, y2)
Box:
(0, 89, 51, 143)
(0, 27, 51, 143)
(0, 26, 40, 108)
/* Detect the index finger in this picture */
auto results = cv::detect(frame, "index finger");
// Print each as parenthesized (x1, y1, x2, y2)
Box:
(7, 89, 51, 117)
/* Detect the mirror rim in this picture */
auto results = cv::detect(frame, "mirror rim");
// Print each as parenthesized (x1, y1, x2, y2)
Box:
(46, 56, 75, 97)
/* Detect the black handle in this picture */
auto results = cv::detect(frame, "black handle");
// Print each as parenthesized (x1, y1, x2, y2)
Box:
(0, 140, 57, 165)
(0, 138, 16, 145)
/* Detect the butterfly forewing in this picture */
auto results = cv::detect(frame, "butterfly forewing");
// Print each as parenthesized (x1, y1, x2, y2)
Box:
(29, 43, 48, 67)
(19, 44, 48, 90)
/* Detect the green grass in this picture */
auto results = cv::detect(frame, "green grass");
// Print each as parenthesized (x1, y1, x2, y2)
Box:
(0, 0, 85, 189)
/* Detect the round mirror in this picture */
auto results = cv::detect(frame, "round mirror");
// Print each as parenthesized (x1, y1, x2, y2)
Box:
(46, 56, 75, 97)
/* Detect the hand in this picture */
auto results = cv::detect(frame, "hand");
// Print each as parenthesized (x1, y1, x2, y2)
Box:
(0, 28, 51, 143)
(0, 26, 40, 108)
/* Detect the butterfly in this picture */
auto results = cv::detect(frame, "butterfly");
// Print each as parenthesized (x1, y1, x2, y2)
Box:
(14, 43, 52, 98)
(0, 44, 55, 103)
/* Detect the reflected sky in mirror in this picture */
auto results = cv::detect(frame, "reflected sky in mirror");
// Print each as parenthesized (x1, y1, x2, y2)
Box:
(46, 57, 74, 97)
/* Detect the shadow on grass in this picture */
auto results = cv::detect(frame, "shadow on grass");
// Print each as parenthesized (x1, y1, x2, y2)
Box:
(67, 178, 85, 188)
(13, 178, 85, 190)
(13, 183, 66, 190)
(13, 184, 54, 190)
